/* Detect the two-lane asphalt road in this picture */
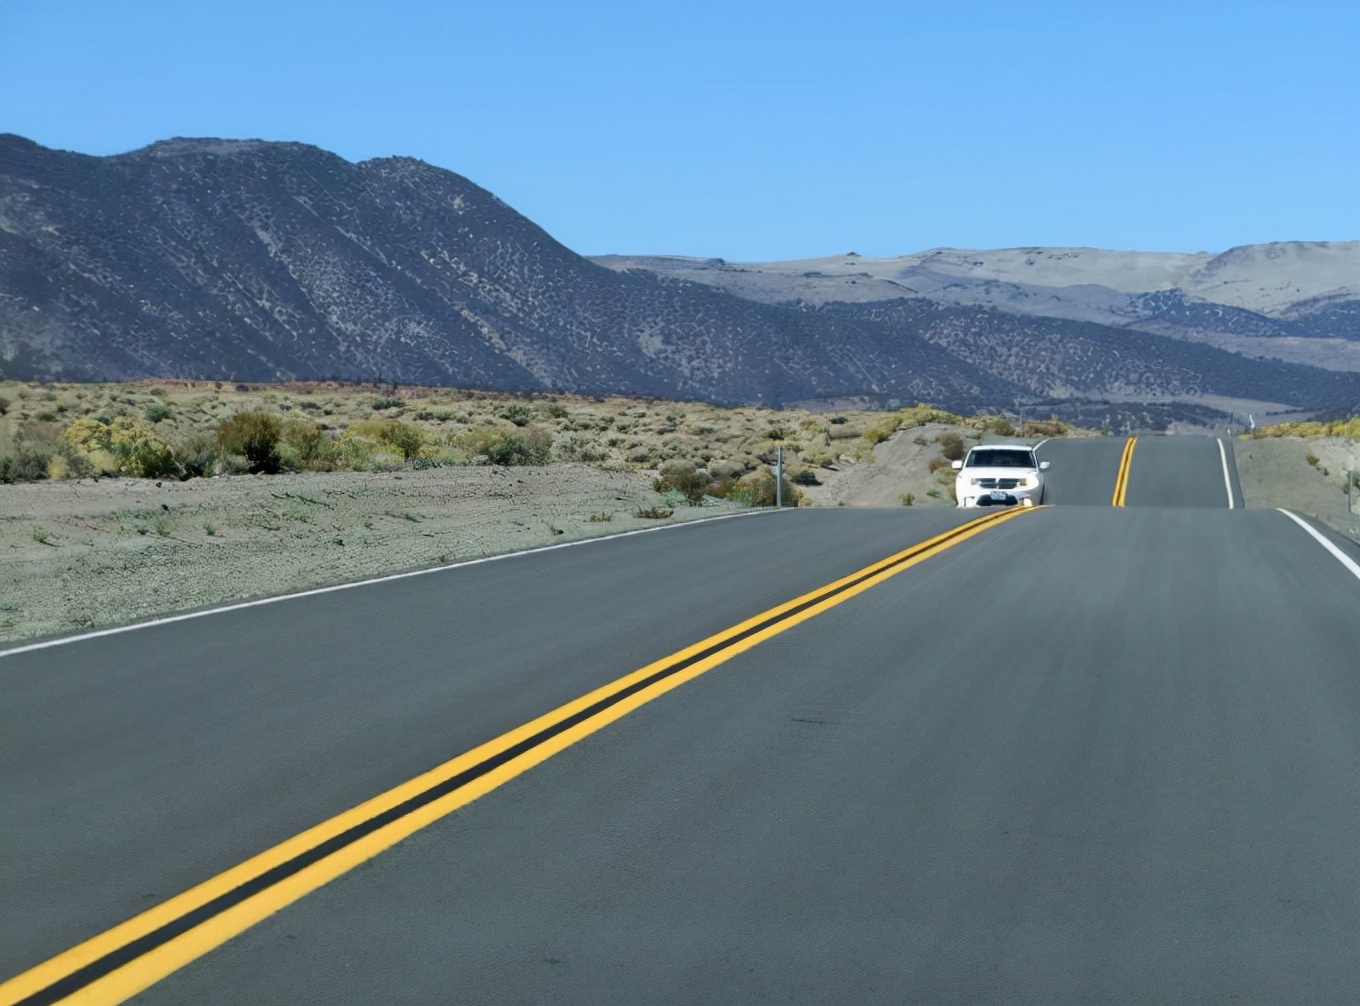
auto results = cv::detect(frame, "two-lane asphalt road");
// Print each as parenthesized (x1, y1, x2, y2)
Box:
(1038, 434, 1243, 508)
(3, 437, 1357, 1003)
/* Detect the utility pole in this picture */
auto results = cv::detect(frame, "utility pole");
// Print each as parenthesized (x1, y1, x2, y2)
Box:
(775, 445, 783, 508)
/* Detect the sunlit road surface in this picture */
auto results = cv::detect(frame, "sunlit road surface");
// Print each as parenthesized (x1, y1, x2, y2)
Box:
(2, 436, 1357, 1004)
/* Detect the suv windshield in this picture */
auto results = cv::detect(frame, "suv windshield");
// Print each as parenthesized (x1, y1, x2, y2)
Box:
(967, 449, 1034, 468)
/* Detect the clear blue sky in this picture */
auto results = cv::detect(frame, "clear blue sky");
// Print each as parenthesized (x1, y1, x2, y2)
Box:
(2, 0, 1356, 259)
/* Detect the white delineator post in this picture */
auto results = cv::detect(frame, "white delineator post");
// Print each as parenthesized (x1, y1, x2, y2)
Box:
(775, 444, 783, 508)
(1349, 432, 1358, 516)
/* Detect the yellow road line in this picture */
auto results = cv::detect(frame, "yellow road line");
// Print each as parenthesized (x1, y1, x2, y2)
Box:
(2, 506, 1036, 1006)
(1112, 436, 1137, 506)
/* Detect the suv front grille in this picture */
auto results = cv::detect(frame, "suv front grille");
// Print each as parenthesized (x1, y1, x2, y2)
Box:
(976, 477, 1022, 489)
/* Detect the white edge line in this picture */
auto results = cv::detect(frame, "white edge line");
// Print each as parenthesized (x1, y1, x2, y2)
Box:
(1277, 508, 1360, 583)
(1217, 438, 1236, 509)
(0, 508, 785, 660)
(1032, 438, 1051, 451)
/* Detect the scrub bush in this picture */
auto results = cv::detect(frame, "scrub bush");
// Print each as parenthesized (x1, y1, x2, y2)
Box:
(175, 431, 218, 478)
(336, 433, 374, 470)
(708, 459, 746, 479)
(938, 433, 966, 461)
(727, 468, 804, 507)
(281, 417, 334, 468)
(634, 505, 674, 519)
(1250, 417, 1360, 439)
(1021, 418, 1068, 438)
(655, 461, 711, 504)
(896, 404, 964, 427)
(47, 448, 94, 480)
(377, 421, 425, 461)
(216, 411, 282, 473)
(0, 449, 51, 483)
(500, 404, 534, 426)
(864, 417, 901, 445)
(555, 434, 608, 462)
(110, 420, 179, 477)
(456, 426, 553, 465)
(65, 416, 178, 478)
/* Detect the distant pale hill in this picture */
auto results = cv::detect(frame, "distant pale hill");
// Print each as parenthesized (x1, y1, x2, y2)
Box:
(593, 243, 1360, 373)
(596, 243, 1357, 313)
(3, 133, 1358, 413)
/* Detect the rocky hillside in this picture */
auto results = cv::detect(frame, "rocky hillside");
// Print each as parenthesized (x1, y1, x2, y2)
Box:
(3, 134, 1358, 412)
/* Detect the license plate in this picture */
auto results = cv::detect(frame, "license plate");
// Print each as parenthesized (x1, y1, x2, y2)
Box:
(989, 491, 1009, 501)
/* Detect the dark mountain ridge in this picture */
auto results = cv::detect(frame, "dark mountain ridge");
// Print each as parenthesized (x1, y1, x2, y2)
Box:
(3, 134, 1357, 412)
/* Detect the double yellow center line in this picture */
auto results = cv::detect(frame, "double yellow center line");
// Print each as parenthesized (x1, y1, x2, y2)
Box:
(3, 505, 1036, 1006)
(1111, 436, 1137, 507)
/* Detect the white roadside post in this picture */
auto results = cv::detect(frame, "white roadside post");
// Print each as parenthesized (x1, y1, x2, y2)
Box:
(1348, 430, 1357, 517)
(775, 444, 783, 508)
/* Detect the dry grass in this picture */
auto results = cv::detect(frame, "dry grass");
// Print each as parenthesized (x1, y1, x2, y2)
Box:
(1, 379, 1032, 485)
(1249, 417, 1360, 440)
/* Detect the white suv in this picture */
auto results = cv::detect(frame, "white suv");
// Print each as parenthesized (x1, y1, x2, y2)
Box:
(952, 445, 1049, 507)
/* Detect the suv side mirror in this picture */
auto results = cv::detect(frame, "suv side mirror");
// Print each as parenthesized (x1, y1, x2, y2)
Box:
(1039, 461, 1051, 470)
(950, 459, 963, 470)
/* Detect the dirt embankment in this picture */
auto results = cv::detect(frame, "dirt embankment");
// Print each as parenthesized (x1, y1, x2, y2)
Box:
(801, 423, 974, 507)
(1235, 436, 1360, 542)
(800, 424, 1066, 507)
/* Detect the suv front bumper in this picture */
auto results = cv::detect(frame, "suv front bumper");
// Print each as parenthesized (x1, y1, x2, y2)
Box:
(957, 489, 1040, 508)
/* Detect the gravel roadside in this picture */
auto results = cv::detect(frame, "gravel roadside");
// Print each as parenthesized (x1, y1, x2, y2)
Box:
(1235, 435, 1360, 543)
(1, 465, 743, 645)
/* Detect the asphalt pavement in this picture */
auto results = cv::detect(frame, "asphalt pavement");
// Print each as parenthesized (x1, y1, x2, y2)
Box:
(1, 508, 976, 982)
(1037, 433, 1241, 508)
(1121, 435, 1242, 509)
(3, 438, 1357, 1004)
(1034, 437, 1128, 505)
